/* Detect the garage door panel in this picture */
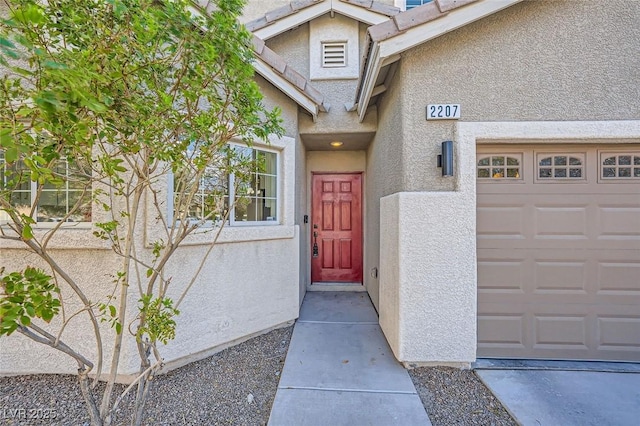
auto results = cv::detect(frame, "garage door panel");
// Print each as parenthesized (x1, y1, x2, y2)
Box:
(477, 144, 640, 362)
(477, 313, 525, 349)
(477, 205, 526, 238)
(478, 259, 526, 293)
(533, 260, 588, 294)
(534, 206, 588, 238)
(597, 261, 640, 295)
(598, 206, 640, 238)
(597, 316, 640, 351)
(533, 315, 588, 350)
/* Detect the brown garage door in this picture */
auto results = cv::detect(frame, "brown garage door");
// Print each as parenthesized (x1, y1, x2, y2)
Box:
(477, 145, 640, 361)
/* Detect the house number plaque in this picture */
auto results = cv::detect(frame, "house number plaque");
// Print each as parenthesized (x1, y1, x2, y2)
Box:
(426, 104, 461, 120)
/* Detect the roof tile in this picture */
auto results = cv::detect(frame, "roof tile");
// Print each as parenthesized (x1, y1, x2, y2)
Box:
(393, 2, 444, 32)
(265, 4, 295, 23)
(283, 66, 307, 91)
(368, 19, 399, 42)
(259, 46, 287, 74)
(341, 0, 373, 9)
(245, 16, 268, 32)
(304, 83, 325, 106)
(251, 35, 265, 55)
(367, 2, 401, 16)
(435, 0, 479, 13)
(291, 0, 322, 11)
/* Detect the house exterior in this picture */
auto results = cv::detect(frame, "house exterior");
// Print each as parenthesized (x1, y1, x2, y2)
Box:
(1, 0, 639, 378)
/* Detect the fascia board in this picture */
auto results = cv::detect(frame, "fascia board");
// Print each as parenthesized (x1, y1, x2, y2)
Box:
(253, 59, 319, 119)
(331, 1, 393, 25)
(357, 42, 382, 122)
(378, 0, 522, 58)
(253, 2, 331, 40)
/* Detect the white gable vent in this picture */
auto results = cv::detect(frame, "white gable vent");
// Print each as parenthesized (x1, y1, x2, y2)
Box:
(322, 42, 347, 68)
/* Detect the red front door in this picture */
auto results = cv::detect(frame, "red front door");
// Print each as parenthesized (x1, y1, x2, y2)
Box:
(311, 173, 363, 283)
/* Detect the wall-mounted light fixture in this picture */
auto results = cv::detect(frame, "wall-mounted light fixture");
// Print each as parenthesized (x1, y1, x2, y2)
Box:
(437, 140, 454, 177)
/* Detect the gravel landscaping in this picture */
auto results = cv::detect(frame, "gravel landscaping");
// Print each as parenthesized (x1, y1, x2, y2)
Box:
(409, 367, 518, 426)
(0, 325, 293, 426)
(2, 325, 516, 426)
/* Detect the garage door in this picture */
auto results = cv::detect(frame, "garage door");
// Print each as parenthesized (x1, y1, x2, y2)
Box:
(477, 145, 640, 361)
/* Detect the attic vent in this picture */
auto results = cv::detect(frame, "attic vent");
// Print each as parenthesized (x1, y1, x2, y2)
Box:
(322, 42, 347, 68)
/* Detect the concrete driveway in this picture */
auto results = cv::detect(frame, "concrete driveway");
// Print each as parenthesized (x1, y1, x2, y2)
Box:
(475, 361, 640, 426)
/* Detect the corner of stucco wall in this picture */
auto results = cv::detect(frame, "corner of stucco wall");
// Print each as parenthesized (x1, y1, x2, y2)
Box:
(379, 192, 402, 359)
(381, 122, 477, 364)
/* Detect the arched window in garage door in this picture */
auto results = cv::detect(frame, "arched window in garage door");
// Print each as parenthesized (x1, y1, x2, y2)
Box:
(600, 152, 640, 179)
(477, 154, 522, 179)
(536, 153, 585, 180)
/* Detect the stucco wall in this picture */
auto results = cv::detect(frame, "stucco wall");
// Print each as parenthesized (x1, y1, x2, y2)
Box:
(296, 137, 308, 304)
(398, 0, 640, 192)
(1, 127, 300, 379)
(267, 24, 311, 79)
(256, 74, 308, 304)
(378, 118, 477, 365)
(0, 249, 135, 376)
(364, 67, 404, 309)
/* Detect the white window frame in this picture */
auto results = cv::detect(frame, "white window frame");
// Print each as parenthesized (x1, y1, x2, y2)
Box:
(167, 143, 281, 227)
(0, 154, 92, 226)
(228, 143, 280, 227)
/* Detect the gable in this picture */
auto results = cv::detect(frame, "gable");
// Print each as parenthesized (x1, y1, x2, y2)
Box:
(246, 0, 400, 40)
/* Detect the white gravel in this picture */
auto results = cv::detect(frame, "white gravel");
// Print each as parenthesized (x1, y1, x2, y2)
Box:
(1, 327, 516, 425)
(409, 367, 517, 426)
(0, 326, 293, 425)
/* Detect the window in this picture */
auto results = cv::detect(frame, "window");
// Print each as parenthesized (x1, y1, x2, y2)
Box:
(170, 145, 278, 225)
(537, 153, 585, 180)
(322, 42, 347, 68)
(477, 154, 522, 179)
(404, 0, 433, 10)
(0, 152, 92, 223)
(600, 152, 640, 180)
(231, 146, 278, 223)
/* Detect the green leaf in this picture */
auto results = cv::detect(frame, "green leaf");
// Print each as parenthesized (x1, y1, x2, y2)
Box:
(109, 305, 116, 317)
(146, 268, 153, 278)
(21, 224, 33, 240)
(4, 146, 18, 162)
(42, 60, 68, 70)
(0, 37, 16, 49)
(25, 305, 35, 317)
(20, 316, 31, 326)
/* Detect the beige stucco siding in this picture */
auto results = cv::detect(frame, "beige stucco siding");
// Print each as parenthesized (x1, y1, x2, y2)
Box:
(0, 248, 138, 376)
(399, 0, 640, 191)
(255, 75, 308, 304)
(364, 68, 404, 310)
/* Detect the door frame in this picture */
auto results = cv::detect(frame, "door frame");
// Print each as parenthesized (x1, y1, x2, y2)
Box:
(309, 171, 364, 287)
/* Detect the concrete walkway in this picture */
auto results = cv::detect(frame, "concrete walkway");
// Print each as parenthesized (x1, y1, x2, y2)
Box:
(477, 367, 640, 426)
(268, 292, 431, 426)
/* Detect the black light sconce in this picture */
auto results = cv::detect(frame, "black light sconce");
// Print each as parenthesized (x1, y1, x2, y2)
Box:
(437, 140, 454, 177)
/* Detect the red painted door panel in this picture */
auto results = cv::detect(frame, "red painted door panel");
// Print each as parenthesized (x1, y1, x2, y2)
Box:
(311, 173, 363, 283)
